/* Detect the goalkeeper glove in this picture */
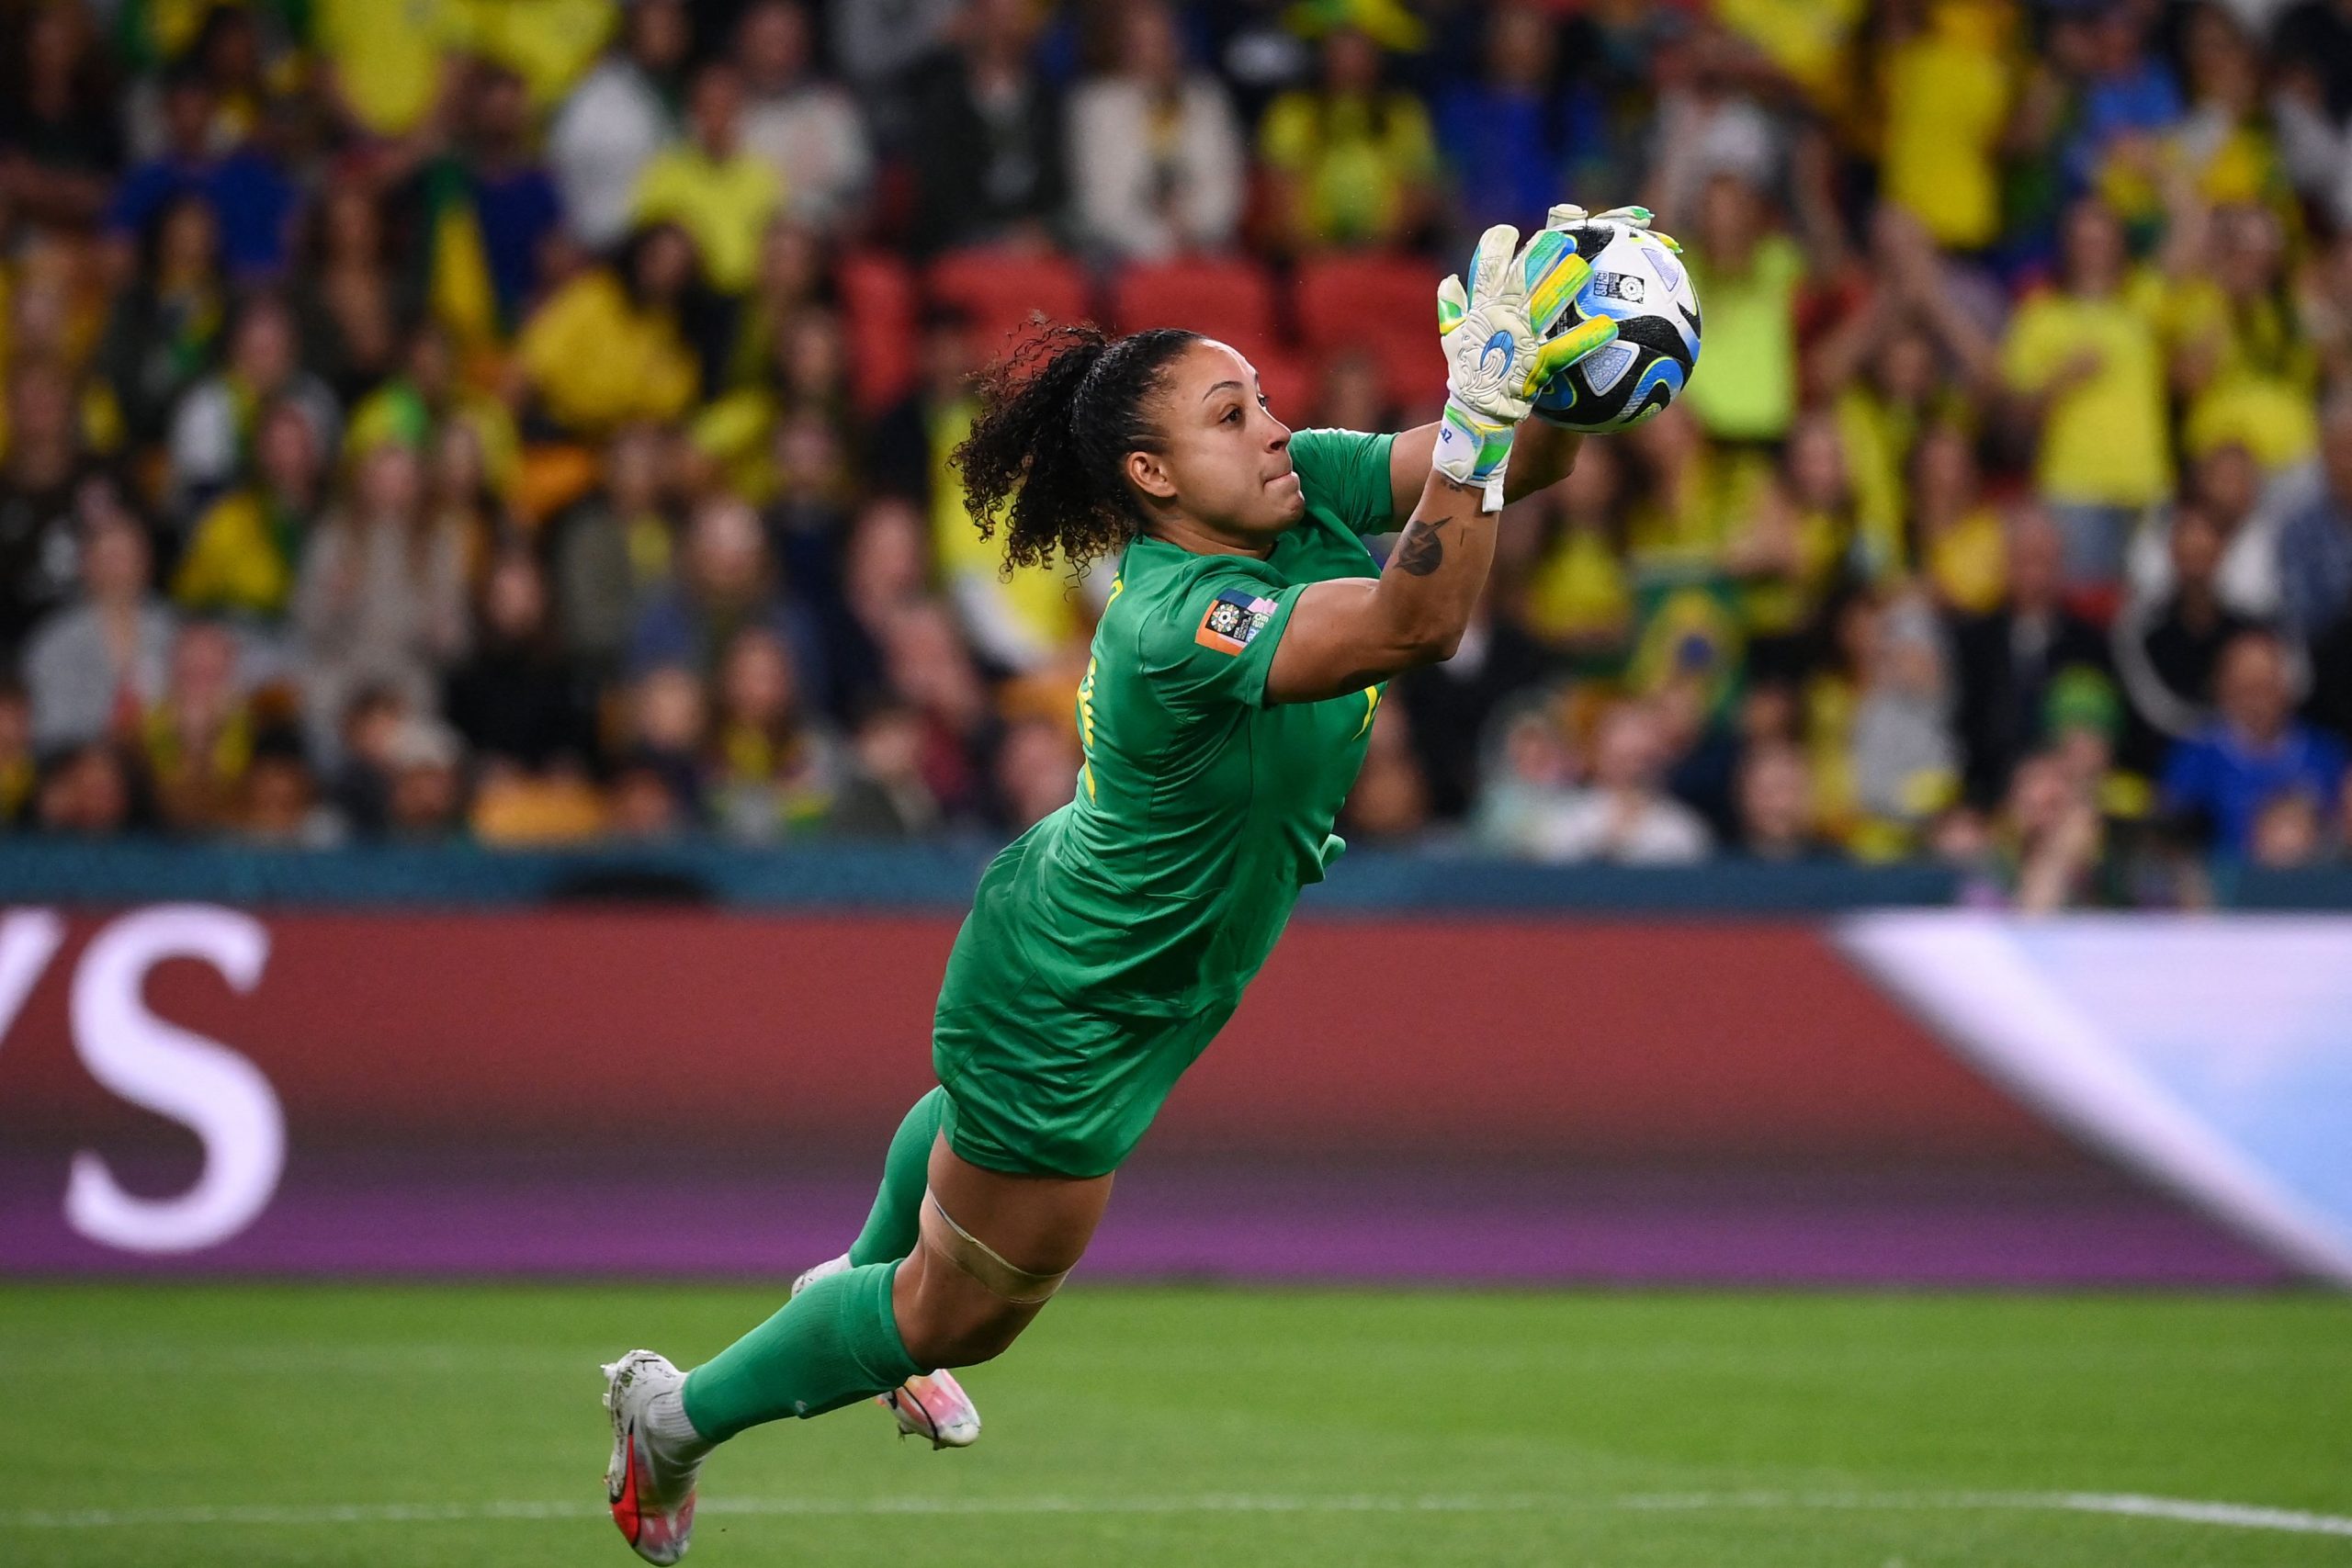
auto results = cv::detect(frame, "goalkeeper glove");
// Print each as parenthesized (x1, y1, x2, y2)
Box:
(1435, 223, 1619, 509)
(1544, 201, 1685, 254)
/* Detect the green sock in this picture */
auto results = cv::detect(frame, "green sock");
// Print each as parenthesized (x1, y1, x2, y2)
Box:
(681, 1258, 921, 1443)
(848, 1087, 946, 1267)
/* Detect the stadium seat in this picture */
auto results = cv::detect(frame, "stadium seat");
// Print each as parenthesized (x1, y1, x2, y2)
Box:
(1295, 253, 1442, 411)
(837, 250, 920, 416)
(1108, 256, 1282, 361)
(1252, 347, 1315, 425)
(926, 246, 1095, 360)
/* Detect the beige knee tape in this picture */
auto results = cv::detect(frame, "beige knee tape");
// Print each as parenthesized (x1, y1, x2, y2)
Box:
(920, 1190, 1070, 1305)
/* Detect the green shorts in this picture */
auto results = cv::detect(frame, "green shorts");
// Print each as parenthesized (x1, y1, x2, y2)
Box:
(931, 906, 1238, 1179)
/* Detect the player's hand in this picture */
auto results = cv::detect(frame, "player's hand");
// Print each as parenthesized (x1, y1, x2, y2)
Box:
(1437, 224, 1619, 506)
(1545, 201, 1685, 255)
(1435, 224, 1543, 506)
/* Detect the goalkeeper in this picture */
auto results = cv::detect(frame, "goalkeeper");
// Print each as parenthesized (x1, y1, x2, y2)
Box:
(599, 207, 1661, 1563)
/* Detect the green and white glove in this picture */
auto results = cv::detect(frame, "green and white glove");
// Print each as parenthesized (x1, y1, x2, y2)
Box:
(1435, 222, 1618, 509)
(1544, 201, 1684, 254)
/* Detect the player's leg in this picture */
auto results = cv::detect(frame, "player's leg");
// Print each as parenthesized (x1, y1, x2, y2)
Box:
(791, 1086, 983, 1447)
(603, 1145, 1106, 1564)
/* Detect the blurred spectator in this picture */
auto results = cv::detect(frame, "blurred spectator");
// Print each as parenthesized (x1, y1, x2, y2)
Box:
(1435, 6, 1592, 243)
(831, 494, 932, 714)
(25, 502, 174, 753)
(1876, 0, 2016, 256)
(381, 716, 469, 840)
(2113, 499, 2266, 776)
(515, 225, 704, 437)
(2064, 0, 2185, 219)
(630, 495, 827, 699)
(831, 698, 942, 837)
(293, 442, 469, 761)
(1679, 172, 1807, 448)
(96, 194, 230, 450)
(141, 619, 259, 833)
(550, 0, 690, 249)
(346, 325, 522, 506)
(1069, 0, 1246, 261)
(401, 62, 562, 343)
(2161, 628, 2347, 855)
(631, 62, 784, 298)
(168, 293, 338, 513)
(2271, 398, 2352, 649)
(2000, 197, 2170, 586)
(1912, 423, 2009, 617)
(1472, 699, 1578, 855)
(1525, 699, 1712, 864)
(1950, 502, 2110, 807)
(0, 4, 124, 229)
(738, 2, 875, 235)
(707, 625, 845, 841)
(556, 423, 677, 674)
(104, 65, 296, 279)
(294, 186, 407, 406)
(1258, 25, 1436, 250)
(1, 360, 121, 660)
(2126, 441, 2281, 620)
(904, 0, 1070, 254)
(1849, 589, 1962, 843)
(991, 713, 1081, 834)
(2007, 749, 2107, 912)
(238, 732, 341, 848)
(621, 663, 709, 825)
(2174, 202, 2321, 473)
(33, 740, 140, 837)
(173, 398, 327, 630)
(444, 547, 597, 773)
(1735, 739, 1828, 861)
(1340, 702, 1432, 842)
(880, 597, 997, 823)
(1394, 592, 1547, 820)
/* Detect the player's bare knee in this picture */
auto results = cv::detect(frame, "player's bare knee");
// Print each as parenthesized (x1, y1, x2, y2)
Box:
(900, 1295, 1027, 1369)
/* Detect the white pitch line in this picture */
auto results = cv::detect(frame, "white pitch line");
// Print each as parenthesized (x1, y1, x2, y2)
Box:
(11, 1491, 2352, 1536)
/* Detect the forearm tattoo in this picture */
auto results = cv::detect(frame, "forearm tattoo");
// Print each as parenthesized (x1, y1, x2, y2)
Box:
(1393, 515, 1447, 577)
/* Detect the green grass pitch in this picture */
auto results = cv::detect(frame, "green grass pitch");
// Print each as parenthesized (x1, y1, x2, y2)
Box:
(7, 1283, 2349, 1566)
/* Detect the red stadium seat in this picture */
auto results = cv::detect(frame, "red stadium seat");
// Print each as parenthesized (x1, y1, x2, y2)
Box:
(1108, 256, 1282, 361)
(926, 246, 1094, 360)
(1295, 253, 1443, 412)
(836, 249, 918, 416)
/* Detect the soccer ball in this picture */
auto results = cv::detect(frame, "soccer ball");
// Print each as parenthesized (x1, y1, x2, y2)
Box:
(1524, 222, 1702, 433)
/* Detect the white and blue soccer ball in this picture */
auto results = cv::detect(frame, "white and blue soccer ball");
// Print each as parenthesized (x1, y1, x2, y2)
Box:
(1527, 222, 1702, 433)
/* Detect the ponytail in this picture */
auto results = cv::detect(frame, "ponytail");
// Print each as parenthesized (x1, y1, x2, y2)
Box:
(952, 322, 1200, 574)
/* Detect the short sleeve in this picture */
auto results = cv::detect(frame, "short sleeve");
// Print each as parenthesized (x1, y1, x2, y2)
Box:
(1288, 426, 1399, 536)
(1135, 561, 1306, 713)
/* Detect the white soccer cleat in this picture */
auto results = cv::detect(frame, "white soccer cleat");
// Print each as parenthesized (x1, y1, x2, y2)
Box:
(880, 1371, 982, 1448)
(602, 1350, 707, 1563)
(793, 1252, 983, 1449)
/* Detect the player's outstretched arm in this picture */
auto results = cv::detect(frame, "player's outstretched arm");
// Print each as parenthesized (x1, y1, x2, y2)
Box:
(1268, 224, 1613, 705)
(1266, 465, 1502, 704)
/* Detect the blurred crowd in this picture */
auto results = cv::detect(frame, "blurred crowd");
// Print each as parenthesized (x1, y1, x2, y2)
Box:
(3, 0, 2352, 907)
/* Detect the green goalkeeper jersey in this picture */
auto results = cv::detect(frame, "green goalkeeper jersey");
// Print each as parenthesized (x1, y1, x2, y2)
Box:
(986, 425, 1398, 1018)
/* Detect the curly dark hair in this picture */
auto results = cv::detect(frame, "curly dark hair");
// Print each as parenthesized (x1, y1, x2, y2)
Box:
(950, 322, 1203, 575)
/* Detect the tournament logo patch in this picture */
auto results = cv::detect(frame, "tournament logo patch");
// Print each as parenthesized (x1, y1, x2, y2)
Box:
(1194, 588, 1277, 655)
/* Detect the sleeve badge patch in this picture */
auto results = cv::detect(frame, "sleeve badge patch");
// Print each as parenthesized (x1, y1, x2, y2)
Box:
(1194, 588, 1278, 655)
